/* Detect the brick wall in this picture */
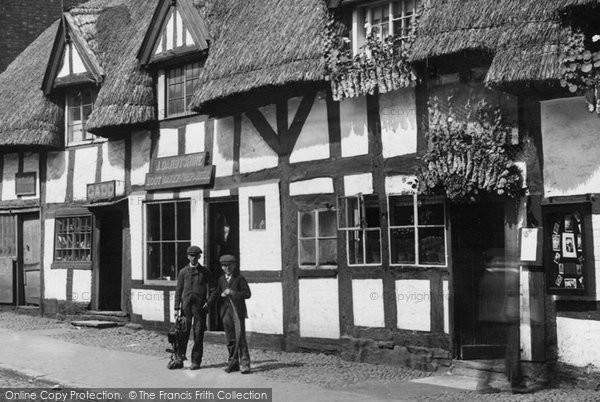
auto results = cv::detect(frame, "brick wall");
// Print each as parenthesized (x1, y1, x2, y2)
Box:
(0, 0, 86, 73)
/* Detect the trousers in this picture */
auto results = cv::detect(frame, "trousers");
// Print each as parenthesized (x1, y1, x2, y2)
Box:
(222, 304, 250, 370)
(179, 300, 207, 365)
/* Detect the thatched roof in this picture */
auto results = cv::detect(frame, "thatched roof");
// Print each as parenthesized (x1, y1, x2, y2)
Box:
(0, 0, 156, 146)
(411, 0, 600, 85)
(189, 0, 329, 114)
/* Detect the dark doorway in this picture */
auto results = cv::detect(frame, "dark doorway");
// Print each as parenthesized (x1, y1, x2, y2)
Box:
(97, 211, 123, 311)
(451, 201, 510, 359)
(207, 198, 239, 331)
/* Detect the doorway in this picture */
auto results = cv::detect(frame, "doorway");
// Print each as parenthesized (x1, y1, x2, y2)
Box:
(96, 211, 123, 311)
(20, 213, 41, 306)
(451, 201, 509, 359)
(206, 198, 239, 331)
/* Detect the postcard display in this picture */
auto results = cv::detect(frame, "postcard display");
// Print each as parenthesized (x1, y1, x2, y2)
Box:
(543, 203, 591, 295)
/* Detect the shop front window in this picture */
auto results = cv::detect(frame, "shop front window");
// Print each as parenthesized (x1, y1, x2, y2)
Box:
(54, 216, 92, 262)
(388, 195, 446, 266)
(146, 200, 191, 281)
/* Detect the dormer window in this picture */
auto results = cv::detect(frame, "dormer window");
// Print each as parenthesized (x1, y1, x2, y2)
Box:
(353, 0, 421, 53)
(66, 88, 98, 145)
(166, 61, 201, 117)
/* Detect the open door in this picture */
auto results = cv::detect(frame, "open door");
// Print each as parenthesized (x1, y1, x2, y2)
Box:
(451, 201, 509, 359)
(206, 198, 239, 331)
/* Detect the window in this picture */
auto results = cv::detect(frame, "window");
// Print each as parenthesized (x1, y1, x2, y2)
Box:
(249, 197, 266, 230)
(54, 216, 92, 262)
(388, 195, 446, 266)
(299, 209, 337, 268)
(360, 0, 421, 43)
(66, 88, 97, 145)
(166, 62, 201, 117)
(338, 194, 381, 265)
(146, 200, 191, 281)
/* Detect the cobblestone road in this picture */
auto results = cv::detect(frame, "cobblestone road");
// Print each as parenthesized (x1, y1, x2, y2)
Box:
(0, 311, 599, 401)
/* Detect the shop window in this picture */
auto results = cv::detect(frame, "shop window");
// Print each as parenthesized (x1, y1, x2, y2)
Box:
(66, 88, 98, 145)
(146, 200, 191, 281)
(388, 195, 446, 266)
(338, 194, 381, 265)
(54, 216, 92, 262)
(298, 209, 337, 268)
(166, 62, 201, 117)
(249, 196, 266, 230)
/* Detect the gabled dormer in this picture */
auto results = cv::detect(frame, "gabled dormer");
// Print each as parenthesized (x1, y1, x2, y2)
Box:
(41, 13, 104, 95)
(138, 0, 211, 119)
(42, 12, 104, 146)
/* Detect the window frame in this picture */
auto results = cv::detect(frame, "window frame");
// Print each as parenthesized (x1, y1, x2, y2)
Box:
(144, 199, 192, 283)
(65, 87, 100, 146)
(249, 196, 266, 231)
(298, 208, 338, 269)
(387, 194, 448, 267)
(165, 61, 202, 118)
(52, 214, 93, 269)
(337, 194, 382, 266)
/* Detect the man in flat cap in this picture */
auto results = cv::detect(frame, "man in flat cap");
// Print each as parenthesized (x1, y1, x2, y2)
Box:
(212, 254, 252, 373)
(173, 245, 214, 370)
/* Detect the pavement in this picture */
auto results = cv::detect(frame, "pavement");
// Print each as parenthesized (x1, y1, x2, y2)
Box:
(0, 311, 597, 401)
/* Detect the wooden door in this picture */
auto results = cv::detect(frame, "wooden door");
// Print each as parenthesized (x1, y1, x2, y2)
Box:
(21, 214, 40, 305)
(0, 215, 16, 304)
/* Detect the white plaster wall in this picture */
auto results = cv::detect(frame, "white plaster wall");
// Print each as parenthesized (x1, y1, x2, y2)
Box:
(340, 96, 368, 158)
(210, 189, 231, 198)
(21, 153, 40, 200)
(101, 140, 125, 183)
(43, 218, 67, 300)
(213, 117, 235, 177)
(175, 10, 184, 48)
(344, 173, 373, 196)
(1, 153, 18, 201)
(238, 181, 281, 271)
(289, 96, 329, 163)
(73, 147, 97, 201)
(557, 316, 600, 367)
(385, 174, 417, 195)
(246, 282, 284, 334)
(58, 46, 70, 77)
(129, 194, 145, 281)
(299, 278, 340, 338)
(260, 103, 277, 130)
(592, 214, 600, 299)
(72, 270, 92, 303)
(520, 266, 532, 361)
(179, 189, 204, 248)
(130, 130, 151, 187)
(130, 288, 165, 322)
(380, 89, 417, 158)
(186, 121, 205, 153)
(443, 279, 449, 334)
(157, 128, 178, 157)
(289, 177, 333, 196)
(166, 12, 174, 50)
(240, 115, 278, 173)
(46, 152, 69, 203)
(157, 72, 166, 119)
(395, 279, 431, 331)
(352, 279, 385, 327)
(168, 290, 177, 323)
(71, 45, 86, 74)
(541, 97, 600, 197)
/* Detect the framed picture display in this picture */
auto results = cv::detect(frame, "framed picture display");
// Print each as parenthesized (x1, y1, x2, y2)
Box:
(543, 202, 593, 296)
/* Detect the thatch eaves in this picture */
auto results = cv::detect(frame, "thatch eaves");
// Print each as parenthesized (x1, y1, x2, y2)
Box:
(411, 0, 600, 85)
(0, 21, 64, 148)
(189, 0, 329, 114)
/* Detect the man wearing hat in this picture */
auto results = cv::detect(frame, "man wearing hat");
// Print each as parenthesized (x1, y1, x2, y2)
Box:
(212, 254, 251, 373)
(173, 245, 214, 370)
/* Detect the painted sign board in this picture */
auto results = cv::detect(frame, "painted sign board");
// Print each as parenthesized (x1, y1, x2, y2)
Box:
(145, 165, 215, 190)
(15, 172, 36, 196)
(152, 152, 207, 173)
(87, 180, 116, 202)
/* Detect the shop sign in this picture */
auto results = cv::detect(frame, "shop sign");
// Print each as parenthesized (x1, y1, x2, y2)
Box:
(87, 180, 116, 202)
(15, 172, 36, 196)
(145, 165, 215, 190)
(152, 152, 207, 173)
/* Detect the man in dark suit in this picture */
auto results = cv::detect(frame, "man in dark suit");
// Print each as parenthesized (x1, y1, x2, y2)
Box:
(213, 254, 251, 374)
(173, 245, 214, 370)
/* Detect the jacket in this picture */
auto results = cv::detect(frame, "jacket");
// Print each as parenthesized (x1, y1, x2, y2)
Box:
(212, 273, 251, 319)
(174, 264, 213, 310)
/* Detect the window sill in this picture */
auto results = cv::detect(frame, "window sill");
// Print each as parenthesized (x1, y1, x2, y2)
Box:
(51, 261, 92, 270)
(298, 268, 338, 278)
(66, 138, 107, 148)
(144, 279, 177, 286)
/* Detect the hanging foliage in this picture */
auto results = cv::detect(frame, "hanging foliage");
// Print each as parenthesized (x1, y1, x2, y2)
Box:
(559, 26, 600, 112)
(417, 98, 523, 203)
(323, 15, 417, 101)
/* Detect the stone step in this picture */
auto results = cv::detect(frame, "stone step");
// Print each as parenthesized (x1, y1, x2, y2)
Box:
(446, 359, 510, 389)
(71, 320, 120, 329)
(63, 311, 129, 324)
